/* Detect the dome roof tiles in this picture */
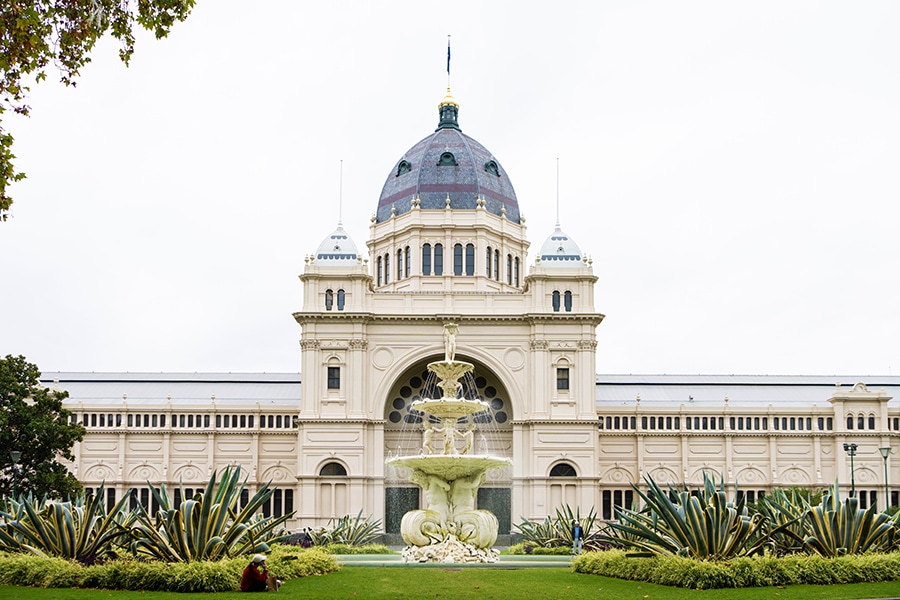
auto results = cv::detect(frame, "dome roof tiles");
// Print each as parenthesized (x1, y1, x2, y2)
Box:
(376, 95, 519, 224)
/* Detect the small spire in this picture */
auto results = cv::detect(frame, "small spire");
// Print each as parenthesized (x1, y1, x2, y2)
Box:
(436, 88, 460, 131)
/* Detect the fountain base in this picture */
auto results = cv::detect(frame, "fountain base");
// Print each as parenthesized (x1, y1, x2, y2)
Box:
(402, 537, 501, 564)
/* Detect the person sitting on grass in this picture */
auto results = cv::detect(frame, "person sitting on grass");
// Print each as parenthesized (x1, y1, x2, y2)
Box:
(240, 554, 281, 592)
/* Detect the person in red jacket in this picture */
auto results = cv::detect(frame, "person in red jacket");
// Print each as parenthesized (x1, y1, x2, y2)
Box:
(241, 554, 280, 592)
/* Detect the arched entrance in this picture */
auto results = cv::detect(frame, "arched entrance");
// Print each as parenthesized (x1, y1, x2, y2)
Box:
(382, 355, 513, 535)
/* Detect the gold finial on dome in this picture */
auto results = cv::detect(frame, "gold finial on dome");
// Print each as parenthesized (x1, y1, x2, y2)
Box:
(439, 87, 459, 108)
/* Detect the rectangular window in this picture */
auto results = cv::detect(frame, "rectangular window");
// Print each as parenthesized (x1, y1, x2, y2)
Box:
(249, 415, 254, 428)
(327, 366, 341, 390)
(204, 415, 210, 428)
(240, 415, 246, 428)
(215, 415, 221, 428)
(602, 490, 612, 520)
(556, 368, 569, 391)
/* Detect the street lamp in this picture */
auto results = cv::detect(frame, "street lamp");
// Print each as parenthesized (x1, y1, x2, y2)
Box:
(843, 442, 858, 498)
(879, 447, 893, 510)
(9, 451, 21, 500)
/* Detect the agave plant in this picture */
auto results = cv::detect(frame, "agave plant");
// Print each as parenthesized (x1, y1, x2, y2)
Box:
(0, 484, 136, 561)
(802, 482, 896, 556)
(128, 466, 292, 562)
(605, 473, 770, 559)
(750, 488, 810, 555)
(310, 510, 383, 546)
(515, 505, 603, 549)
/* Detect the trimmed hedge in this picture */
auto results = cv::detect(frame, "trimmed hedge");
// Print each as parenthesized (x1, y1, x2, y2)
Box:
(507, 543, 575, 555)
(321, 543, 393, 555)
(573, 549, 900, 589)
(0, 547, 339, 592)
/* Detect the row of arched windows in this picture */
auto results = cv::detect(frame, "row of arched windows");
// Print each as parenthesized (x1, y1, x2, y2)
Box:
(324, 289, 345, 311)
(847, 413, 877, 430)
(552, 290, 573, 312)
(371, 243, 521, 286)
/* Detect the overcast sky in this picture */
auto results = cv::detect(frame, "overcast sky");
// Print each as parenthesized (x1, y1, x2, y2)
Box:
(2, 1, 898, 377)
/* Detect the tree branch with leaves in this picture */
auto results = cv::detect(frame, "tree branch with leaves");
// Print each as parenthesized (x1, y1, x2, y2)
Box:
(0, 0, 195, 220)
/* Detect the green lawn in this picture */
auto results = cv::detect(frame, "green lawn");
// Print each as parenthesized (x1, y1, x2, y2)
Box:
(3, 568, 900, 600)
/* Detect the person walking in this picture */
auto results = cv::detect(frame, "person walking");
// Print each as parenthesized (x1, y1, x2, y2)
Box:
(572, 520, 584, 555)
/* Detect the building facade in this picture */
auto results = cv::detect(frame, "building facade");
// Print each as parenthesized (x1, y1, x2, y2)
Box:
(50, 91, 899, 533)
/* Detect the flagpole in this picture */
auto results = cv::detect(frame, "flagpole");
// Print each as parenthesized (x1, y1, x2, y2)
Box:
(447, 34, 451, 88)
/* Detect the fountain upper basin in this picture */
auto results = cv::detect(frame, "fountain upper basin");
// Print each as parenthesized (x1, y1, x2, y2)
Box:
(387, 455, 512, 481)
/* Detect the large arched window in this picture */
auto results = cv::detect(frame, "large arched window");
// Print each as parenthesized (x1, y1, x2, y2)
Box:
(376, 257, 383, 286)
(397, 249, 403, 280)
(422, 244, 432, 275)
(465, 244, 475, 276)
(506, 254, 512, 285)
(514, 257, 520, 287)
(454, 243, 463, 275)
(434, 244, 444, 275)
(384, 253, 390, 284)
(486, 246, 492, 276)
(552, 290, 560, 312)
(319, 462, 348, 476)
(549, 462, 577, 477)
(564, 290, 573, 312)
(404, 246, 411, 277)
(325, 289, 334, 311)
(336, 289, 345, 311)
(494, 249, 499, 280)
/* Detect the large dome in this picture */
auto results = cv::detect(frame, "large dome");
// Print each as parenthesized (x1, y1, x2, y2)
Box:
(376, 90, 520, 224)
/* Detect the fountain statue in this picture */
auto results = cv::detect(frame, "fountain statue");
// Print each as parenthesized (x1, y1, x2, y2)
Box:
(387, 323, 512, 563)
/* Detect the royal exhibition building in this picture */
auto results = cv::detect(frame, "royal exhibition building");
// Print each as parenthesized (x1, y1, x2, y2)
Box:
(44, 90, 899, 539)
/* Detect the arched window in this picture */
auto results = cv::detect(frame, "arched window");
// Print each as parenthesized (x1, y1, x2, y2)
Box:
(486, 246, 492, 276)
(858, 415, 864, 430)
(422, 244, 432, 275)
(337, 289, 345, 311)
(506, 254, 512, 285)
(384, 253, 390, 284)
(404, 246, 411, 277)
(465, 244, 474, 276)
(514, 257, 520, 287)
(319, 462, 347, 476)
(434, 244, 444, 275)
(549, 463, 577, 477)
(325, 289, 333, 311)
(552, 290, 560, 312)
(494, 249, 500, 280)
(376, 257, 383, 286)
(847, 415, 854, 430)
(454, 243, 463, 275)
(868, 415, 875, 430)
(564, 290, 572, 312)
(397, 249, 403, 280)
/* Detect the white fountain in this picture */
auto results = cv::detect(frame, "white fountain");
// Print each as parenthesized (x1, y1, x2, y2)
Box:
(387, 323, 512, 563)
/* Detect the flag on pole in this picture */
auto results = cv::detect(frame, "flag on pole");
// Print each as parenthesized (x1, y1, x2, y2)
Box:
(447, 35, 451, 75)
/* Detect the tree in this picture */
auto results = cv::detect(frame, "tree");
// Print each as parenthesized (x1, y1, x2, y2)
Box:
(1, 0, 196, 220)
(0, 354, 85, 499)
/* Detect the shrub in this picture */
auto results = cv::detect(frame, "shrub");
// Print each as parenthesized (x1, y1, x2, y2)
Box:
(573, 549, 900, 589)
(0, 546, 339, 591)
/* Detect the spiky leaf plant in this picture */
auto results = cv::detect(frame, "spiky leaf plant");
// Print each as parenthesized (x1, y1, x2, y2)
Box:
(128, 466, 292, 562)
(310, 510, 383, 546)
(605, 473, 770, 559)
(802, 482, 895, 557)
(0, 484, 136, 561)
(515, 505, 603, 549)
